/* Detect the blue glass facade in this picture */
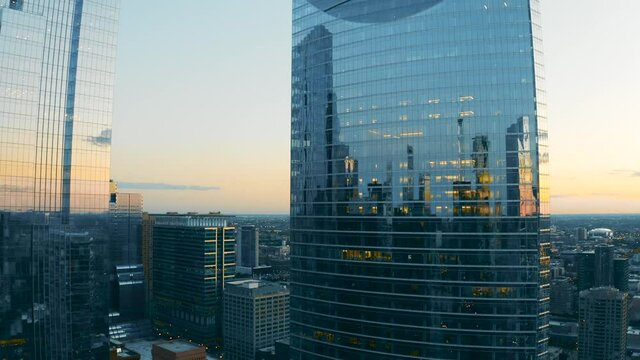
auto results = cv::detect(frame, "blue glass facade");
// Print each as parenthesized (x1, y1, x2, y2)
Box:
(290, 1, 550, 359)
(0, 0, 120, 358)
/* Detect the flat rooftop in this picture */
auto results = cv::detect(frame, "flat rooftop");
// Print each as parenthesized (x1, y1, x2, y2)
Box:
(125, 340, 218, 360)
(155, 341, 202, 353)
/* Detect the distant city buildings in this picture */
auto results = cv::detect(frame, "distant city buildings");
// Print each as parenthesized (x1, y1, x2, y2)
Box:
(152, 213, 236, 349)
(589, 228, 614, 240)
(576, 245, 629, 293)
(578, 287, 628, 360)
(238, 225, 259, 269)
(551, 277, 577, 317)
(142, 212, 155, 316)
(614, 257, 630, 292)
(223, 280, 289, 360)
(576, 227, 588, 241)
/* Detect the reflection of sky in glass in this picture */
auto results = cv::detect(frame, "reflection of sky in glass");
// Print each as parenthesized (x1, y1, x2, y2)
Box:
(0, 1, 120, 357)
(308, 0, 444, 23)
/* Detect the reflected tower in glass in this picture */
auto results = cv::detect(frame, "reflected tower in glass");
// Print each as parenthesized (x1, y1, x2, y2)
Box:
(0, 0, 120, 358)
(290, 1, 550, 359)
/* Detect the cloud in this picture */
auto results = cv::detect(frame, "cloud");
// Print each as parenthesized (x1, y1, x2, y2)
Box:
(117, 182, 220, 191)
(550, 194, 577, 199)
(609, 169, 640, 177)
(88, 129, 112, 147)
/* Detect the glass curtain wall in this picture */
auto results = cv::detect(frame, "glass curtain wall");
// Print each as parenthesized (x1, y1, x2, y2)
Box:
(290, 1, 550, 359)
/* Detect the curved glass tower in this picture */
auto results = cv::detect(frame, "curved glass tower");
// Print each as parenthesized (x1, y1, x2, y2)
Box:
(0, 0, 119, 358)
(290, 1, 550, 359)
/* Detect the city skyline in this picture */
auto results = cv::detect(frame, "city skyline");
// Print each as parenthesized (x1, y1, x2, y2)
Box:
(2, 2, 638, 359)
(111, 0, 640, 215)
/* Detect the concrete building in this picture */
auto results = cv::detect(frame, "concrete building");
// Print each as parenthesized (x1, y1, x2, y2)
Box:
(578, 287, 628, 360)
(224, 280, 289, 360)
(152, 341, 206, 360)
(152, 214, 236, 349)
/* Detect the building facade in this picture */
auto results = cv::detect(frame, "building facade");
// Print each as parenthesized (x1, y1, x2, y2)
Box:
(613, 257, 629, 293)
(577, 247, 628, 293)
(109, 181, 144, 268)
(290, 1, 550, 359)
(0, 0, 120, 358)
(550, 277, 576, 317)
(108, 181, 148, 340)
(578, 287, 628, 360)
(594, 244, 614, 288)
(224, 280, 290, 360)
(152, 214, 236, 349)
(142, 212, 155, 315)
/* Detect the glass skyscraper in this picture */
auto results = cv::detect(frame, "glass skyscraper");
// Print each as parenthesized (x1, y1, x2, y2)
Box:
(290, 1, 550, 359)
(0, 0, 120, 358)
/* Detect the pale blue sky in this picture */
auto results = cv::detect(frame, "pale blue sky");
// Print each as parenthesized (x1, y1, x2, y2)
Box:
(111, 0, 640, 214)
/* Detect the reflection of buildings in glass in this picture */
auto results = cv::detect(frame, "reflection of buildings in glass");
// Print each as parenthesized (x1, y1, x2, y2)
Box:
(291, 25, 337, 218)
(472, 135, 492, 217)
(506, 117, 537, 217)
(0, 1, 119, 358)
(291, 1, 550, 359)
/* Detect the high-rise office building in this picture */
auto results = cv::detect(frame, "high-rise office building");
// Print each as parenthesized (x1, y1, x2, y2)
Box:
(238, 225, 259, 269)
(594, 244, 614, 288)
(142, 212, 155, 315)
(0, 0, 120, 358)
(109, 181, 144, 267)
(224, 280, 290, 360)
(109, 181, 147, 340)
(576, 227, 588, 241)
(550, 277, 576, 316)
(578, 287, 628, 360)
(577, 246, 627, 293)
(290, 1, 550, 359)
(613, 257, 629, 293)
(576, 251, 596, 291)
(152, 214, 236, 349)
